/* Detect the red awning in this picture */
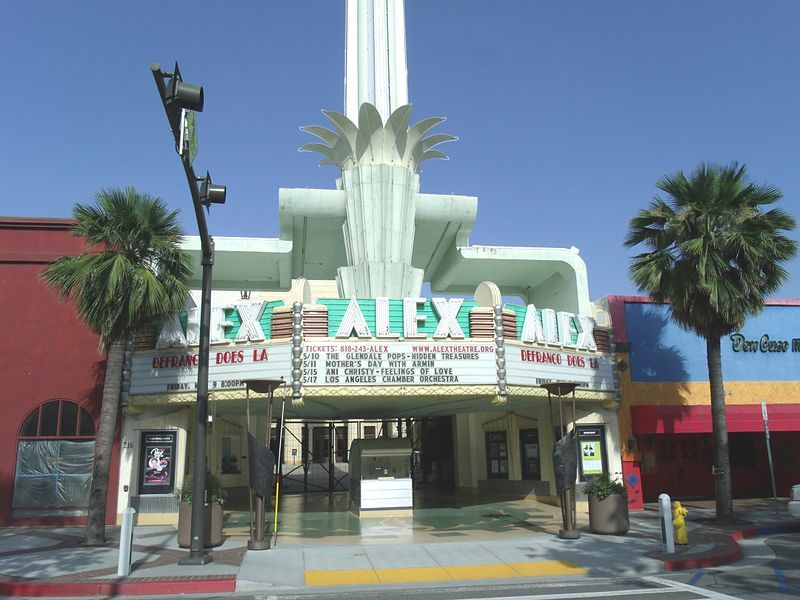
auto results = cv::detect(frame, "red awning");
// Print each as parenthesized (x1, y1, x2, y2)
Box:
(631, 404, 800, 435)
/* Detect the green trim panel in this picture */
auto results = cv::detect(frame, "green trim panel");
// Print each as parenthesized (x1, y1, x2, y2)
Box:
(320, 298, 477, 338)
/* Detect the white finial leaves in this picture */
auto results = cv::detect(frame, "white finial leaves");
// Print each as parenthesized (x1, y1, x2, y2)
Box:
(301, 104, 455, 173)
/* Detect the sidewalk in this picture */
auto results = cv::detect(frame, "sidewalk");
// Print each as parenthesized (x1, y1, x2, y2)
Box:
(0, 498, 798, 597)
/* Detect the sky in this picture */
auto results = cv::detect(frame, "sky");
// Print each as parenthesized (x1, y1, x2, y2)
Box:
(2, 1, 799, 301)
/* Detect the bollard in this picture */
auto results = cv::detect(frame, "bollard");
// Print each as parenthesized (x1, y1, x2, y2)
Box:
(117, 507, 136, 577)
(658, 493, 675, 554)
(672, 501, 689, 545)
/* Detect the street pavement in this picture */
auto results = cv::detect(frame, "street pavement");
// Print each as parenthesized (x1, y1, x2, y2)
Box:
(0, 498, 797, 598)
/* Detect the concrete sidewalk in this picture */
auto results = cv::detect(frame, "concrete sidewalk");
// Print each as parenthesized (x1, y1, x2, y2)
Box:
(0, 498, 797, 597)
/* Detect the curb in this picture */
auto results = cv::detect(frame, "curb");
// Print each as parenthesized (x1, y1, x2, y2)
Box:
(0, 575, 236, 598)
(661, 522, 800, 572)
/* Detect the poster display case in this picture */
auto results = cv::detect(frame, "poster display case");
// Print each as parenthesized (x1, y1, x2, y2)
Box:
(138, 430, 178, 495)
(577, 425, 607, 481)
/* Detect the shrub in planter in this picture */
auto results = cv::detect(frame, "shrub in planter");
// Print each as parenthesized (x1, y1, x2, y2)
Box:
(177, 472, 227, 548)
(583, 473, 629, 535)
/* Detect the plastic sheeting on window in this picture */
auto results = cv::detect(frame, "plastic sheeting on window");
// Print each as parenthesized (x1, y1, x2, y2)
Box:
(12, 440, 94, 512)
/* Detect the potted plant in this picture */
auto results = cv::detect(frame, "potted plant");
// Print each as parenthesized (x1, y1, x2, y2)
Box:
(583, 472, 629, 535)
(177, 471, 227, 548)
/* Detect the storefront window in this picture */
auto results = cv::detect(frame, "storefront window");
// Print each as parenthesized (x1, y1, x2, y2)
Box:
(12, 400, 95, 518)
(729, 432, 758, 469)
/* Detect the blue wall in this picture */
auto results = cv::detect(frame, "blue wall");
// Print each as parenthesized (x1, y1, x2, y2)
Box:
(623, 303, 800, 382)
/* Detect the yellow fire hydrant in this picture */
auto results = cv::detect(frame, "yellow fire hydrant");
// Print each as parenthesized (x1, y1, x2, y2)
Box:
(672, 501, 689, 545)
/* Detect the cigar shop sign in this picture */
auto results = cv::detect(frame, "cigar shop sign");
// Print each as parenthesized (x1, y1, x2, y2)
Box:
(129, 297, 613, 395)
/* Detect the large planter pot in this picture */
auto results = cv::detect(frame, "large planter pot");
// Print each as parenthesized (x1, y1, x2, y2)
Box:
(177, 502, 224, 548)
(588, 493, 630, 535)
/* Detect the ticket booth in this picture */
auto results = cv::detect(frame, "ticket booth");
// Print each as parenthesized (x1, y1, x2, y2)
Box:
(349, 438, 412, 516)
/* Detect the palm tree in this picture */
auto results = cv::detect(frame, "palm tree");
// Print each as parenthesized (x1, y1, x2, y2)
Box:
(43, 187, 191, 545)
(625, 162, 796, 522)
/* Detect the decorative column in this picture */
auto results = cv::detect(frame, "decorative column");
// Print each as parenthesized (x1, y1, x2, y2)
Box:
(493, 304, 508, 406)
(291, 302, 304, 406)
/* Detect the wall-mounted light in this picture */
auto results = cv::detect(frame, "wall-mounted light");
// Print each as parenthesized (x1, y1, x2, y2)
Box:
(240, 290, 252, 300)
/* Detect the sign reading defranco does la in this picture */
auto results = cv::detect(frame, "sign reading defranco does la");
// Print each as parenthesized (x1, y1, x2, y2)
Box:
(302, 341, 496, 386)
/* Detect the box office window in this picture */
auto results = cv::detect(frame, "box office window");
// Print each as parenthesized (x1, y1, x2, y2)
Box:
(138, 431, 178, 495)
(485, 431, 509, 479)
(577, 425, 608, 481)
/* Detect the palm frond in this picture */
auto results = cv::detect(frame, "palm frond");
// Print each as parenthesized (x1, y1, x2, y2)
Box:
(42, 187, 191, 348)
(625, 162, 797, 339)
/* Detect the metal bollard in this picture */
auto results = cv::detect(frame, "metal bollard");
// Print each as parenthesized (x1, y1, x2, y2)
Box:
(658, 493, 675, 554)
(117, 507, 136, 577)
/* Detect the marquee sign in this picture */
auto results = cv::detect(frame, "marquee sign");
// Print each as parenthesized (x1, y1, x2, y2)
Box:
(131, 341, 614, 395)
(153, 297, 597, 351)
(505, 344, 615, 391)
(130, 343, 292, 395)
(131, 297, 613, 396)
(302, 341, 496, 386)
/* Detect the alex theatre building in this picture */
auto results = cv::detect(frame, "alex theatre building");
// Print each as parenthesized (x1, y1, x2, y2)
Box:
(608, 296, 800, 502)
(116, 0, 622, 524)
(120, 285, 620, 524)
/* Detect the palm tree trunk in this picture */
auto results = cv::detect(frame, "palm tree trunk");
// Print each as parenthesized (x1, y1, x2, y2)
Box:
(706, 335, 733, 522)
(85, 339, 125, 545)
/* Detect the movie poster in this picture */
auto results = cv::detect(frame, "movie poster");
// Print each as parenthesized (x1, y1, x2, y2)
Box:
(139, 431, 177, 495)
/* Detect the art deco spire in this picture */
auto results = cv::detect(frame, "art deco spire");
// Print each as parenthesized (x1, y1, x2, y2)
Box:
(345, 0, 409, 123)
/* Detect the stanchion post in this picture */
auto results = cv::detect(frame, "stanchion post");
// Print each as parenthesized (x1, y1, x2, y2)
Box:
(117, 507, 136, 577)
(658, 492, 675, 553)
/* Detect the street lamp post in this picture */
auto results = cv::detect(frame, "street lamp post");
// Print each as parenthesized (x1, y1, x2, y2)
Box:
(243, 378, 285, 550)
(151, 62, 226, 565)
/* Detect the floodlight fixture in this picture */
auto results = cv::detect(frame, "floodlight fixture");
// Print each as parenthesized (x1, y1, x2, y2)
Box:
(199, 172, 226, 206)
(165, 63, 204, 112)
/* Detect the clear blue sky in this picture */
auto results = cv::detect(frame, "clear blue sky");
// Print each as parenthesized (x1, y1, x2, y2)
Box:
(2, 1, 799, 301)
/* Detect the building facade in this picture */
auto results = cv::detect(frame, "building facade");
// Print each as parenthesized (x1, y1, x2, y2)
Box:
(608, 296, 800, 503)
(115, 0, 624, 526)
(119, 284, 621, 525)
(0, 217, 119, 525)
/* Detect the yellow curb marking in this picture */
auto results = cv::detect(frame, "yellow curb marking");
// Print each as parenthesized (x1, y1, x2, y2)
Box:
(377, 566, 450, 583)
(305, 560, 586, 586)
(305, 569, 380, 586)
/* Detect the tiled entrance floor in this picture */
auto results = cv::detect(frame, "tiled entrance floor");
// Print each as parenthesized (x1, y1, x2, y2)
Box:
(223, 491, 576, 545)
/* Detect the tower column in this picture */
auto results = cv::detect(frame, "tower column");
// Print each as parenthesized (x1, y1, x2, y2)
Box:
(345, 0, 409, 123)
